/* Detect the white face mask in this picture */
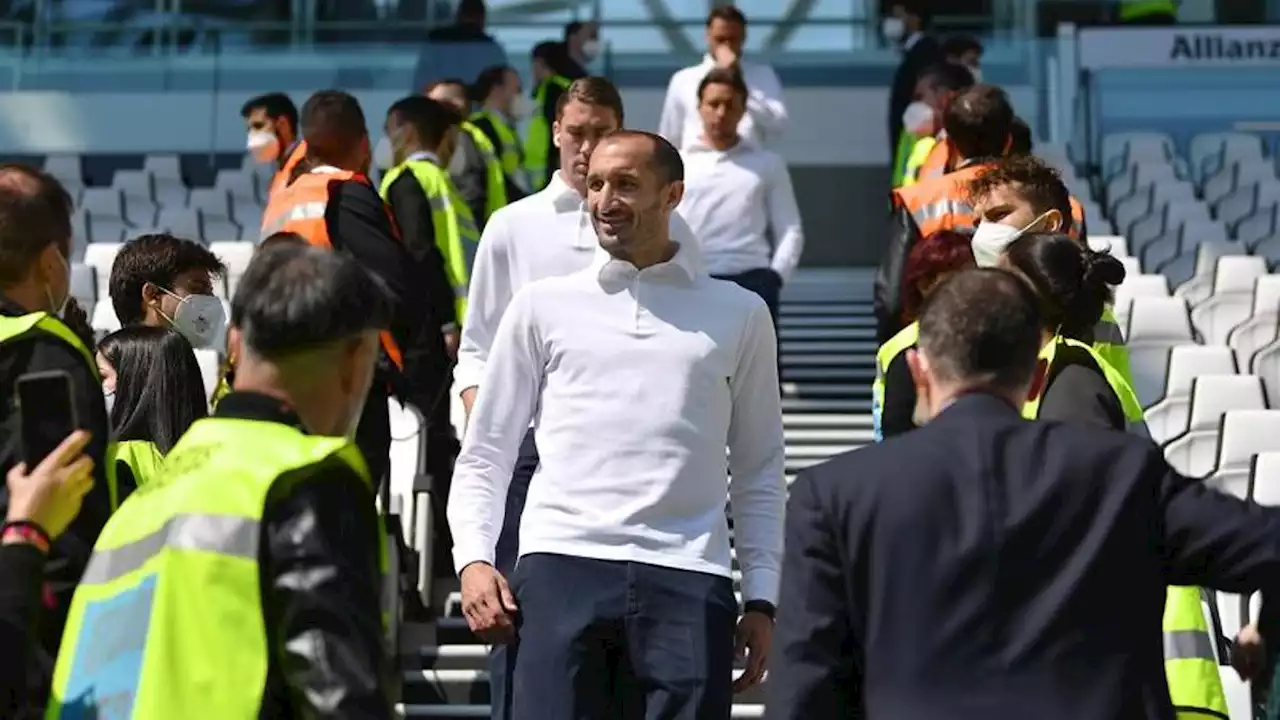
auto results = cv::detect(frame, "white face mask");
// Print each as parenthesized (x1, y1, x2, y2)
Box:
(103, 389, 115, 415)
(373, 136, 395, 170)
(882, 17, 906, 42)
(45, 249, 70, 317)
(580, 39, 600, 62)
(902, 101, 934, 135)
(247, 130, 280, 164)
(970, 211, 1053, 268)
(160, 290, 227, 349)
(965, 64, 983, 83)
(509, 94, 532, 120)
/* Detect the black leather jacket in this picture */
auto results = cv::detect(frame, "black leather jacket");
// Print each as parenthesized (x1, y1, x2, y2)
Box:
(873, 198, 924, 347)
(217, 392, 396, 720)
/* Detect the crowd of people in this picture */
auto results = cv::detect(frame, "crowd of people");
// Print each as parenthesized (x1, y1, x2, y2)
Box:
(0, 1, 1274, 719)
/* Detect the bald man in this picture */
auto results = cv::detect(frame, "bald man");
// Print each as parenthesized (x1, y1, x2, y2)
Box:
(425, 78, 508, 227)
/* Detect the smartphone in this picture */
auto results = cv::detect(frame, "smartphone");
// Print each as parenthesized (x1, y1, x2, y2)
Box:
(17, 369, 78, 468)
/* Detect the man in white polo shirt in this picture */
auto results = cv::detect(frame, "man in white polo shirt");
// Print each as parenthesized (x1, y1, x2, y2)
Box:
(678, 66, 803, 336)
(455, 76, 701, 720)
(658, 5, 787, 150)
(449, 130, 785, 719)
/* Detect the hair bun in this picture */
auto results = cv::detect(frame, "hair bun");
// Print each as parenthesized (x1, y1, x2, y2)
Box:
(1084, 251, 1126, 287)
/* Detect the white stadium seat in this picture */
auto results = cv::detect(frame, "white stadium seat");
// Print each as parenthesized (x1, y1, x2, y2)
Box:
(1230, 277, 1280, 373)
(111, 169, 158, 226)
(1089, 234, 1129, 258)
(209, 241, 255, 296)
(1144, 345, 1237, 444)
(1253, 337, 1280, 399)
(69, 263, 97, 309)
(1250, 453, 1280, 506)
(1163, 375, 1267, 478)
(90, 298, 121, 335)
(42, 154, 86, 197)
(193, 348, 220, 401)
(1190, 258, 1271, 345)
(153, 206, 205, 242)
(1207, 409, 1280, 497)
(1125, 296, 1195, 406)
(81, 242, 122, 301)
(78, 188, 130, 244)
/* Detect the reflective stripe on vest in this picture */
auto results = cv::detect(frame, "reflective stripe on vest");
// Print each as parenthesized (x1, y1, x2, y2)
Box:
(259, 170, 405, 370)
(1164, 585, 1230, 719)
(872, 321, 920, 443)
(917, 135, 952, 182)
(114, 439, 164, 490)
(1093, 304, 1135, 396)
(524, 75, 572, 191)
(900, 135, 938, 188)
(892, 163, 987, 239)
(378, 160, 478, 320)
(1022, 335, 1144, 426)
(470, 110, 529, 193)
(461, 120, 509, 222)
(48, 418, 387, 719)
(0, 312, 120, 510)
(1068, 195, 1086, 242)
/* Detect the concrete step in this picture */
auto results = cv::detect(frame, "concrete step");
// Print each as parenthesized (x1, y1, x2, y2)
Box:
(779, 302, 872, 316)
(779, 315, 873, 328)
(400, 703, 764, 717)
(784, 412, 872, 428)
(782, 382, 871, 400)
(782, 366, 874, 382)
(403, 668, 768, 706)
(783, 353, 874, 367)
(786, 427, 873, 443)
(785, 443, 866, 459)
(778, 326, 875, 341)
(780, 340, 878, 354)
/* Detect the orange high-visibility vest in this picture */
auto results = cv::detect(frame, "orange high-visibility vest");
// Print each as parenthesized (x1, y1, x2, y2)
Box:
(267, 140, 308, 201)
(260, 167, 404, 370)
(891, 163, 990, 237)
(916, 136, 955, 184)
(1068, 196, 1086, 241)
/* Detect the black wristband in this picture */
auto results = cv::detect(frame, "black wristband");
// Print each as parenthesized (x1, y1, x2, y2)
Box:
(744, 599, 776, 620)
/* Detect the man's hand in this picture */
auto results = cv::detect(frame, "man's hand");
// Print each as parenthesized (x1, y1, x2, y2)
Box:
(460, 561, 518, 644)
(1233, 624, 1267, 681)
(732, 610, 772, 692)
(712, 44, 739, 69)
(5, 430, 94, 539)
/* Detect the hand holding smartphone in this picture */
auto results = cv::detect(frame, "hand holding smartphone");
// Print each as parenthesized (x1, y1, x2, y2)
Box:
(17, 369, 80, 468)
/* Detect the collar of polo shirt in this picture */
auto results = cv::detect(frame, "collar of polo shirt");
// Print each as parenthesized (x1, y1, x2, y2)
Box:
(546, 171, 587, 214)
(591, 220, 704, 291)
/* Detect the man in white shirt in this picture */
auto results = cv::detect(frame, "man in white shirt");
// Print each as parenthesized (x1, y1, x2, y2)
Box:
(658, 5, 787, 150)
(678, 67, 803, 336)
(455, 76, 700, 720)
(449, 130, 785, 719)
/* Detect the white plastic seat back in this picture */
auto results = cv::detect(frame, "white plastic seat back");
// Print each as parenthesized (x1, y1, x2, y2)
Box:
(388, 399, 426, 546)
(1232, 279, 1280, 371)
(209, 241, 256, 297)
(1114, 274, 1169, 320)
(1162, 375, 1266, 478)
(1144, 345, 1237, 444)
(1208, 409, 1280, 497)
(215, 169, 260, 204)
(154, 207, 205, 242)
(43, 155, 86, 191)
(193, 348, 220, 402)
(1090, 235, 1129, 258)
(1256, 338, 1280, 401)
(68, 263, 96, 308)
(90, 299, 121, 335)
(1127, 297, 1195, 406)
(82, 242, 122, 300)
(143, 154, 183, 183)
(1118, 256, 1140, 279)
(1250, 452, 1280, 506)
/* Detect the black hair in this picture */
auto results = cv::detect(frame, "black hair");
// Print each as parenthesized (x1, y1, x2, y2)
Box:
(697, 67, 748, 102)
(532, 40, 576, 77)
(599, 130, 684, 185)
(943, 84, 1014, 159)
(707, 5, 747, 26)
(456, 0, 485, 22)
(941, 35, 984, 59)
(892, 0, 932, 23)
(473, 65, 515, 102)
(917, 267, 1043, 392)
(259, 231, 308, 251)
(109, 232, 226, 325)
(388, 95, 463, 150)
(563, 20, 591, 42)
(240, 92, 299, 134)
(918, 62, 974, 94)
(1010, 117, 1033, 154)
(99, 325, 208, 454)
(0, 164, 74, 285)
(300, 90, 368, 166)
(1003, 232, 1127, 342)
(231, 243, 392, 359)
(966, 154, 1072, 234)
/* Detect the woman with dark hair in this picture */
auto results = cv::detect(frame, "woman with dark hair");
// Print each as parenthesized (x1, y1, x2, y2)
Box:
(999, 231, 1141, 429)
(874, 230, 974, 440)
(97, 326, 208, 489)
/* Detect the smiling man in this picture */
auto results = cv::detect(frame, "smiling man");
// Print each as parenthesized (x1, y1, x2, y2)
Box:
(449, 130, 786, 720)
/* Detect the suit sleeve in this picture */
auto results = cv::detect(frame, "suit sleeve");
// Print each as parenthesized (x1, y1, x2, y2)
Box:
(767, 470, 860, 719)
(383, 173, 457, 330)
(880, 352, 917, 439)
(874, 196, 919, 346)
(262, 462, 395, 718)
(1156, 447, 1280, 591)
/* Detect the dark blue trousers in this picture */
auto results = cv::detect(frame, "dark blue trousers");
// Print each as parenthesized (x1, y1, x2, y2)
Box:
(508, 553, 737, 720)
(489, 430, 538, 720)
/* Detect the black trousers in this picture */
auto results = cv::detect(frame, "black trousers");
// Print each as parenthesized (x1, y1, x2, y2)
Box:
(354, 383, 391, 489)
(489, 429, 539, 720)
(509, 553, 737, 720)
(713, 267, 783, 381)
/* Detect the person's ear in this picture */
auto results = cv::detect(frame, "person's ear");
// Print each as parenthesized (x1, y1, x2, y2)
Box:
(905, 348, 933, 427)
(1045, 209, 1065, 233)
(226, 326, 242, 365)
(141, 281, 162, 310)
(552, 120, 562, 149)
(666, 180, 685, 212)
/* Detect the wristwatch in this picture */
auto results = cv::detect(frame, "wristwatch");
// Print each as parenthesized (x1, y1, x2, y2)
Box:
(743, 599, 776, 621)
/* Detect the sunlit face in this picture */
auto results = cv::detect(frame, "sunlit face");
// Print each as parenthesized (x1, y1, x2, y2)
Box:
(698, 81, 745, 143)
(706, 17, 745, 58)
(553, 99, 621, 194)
(586, 137, 682, 255)
(974, 183, 1063, 232)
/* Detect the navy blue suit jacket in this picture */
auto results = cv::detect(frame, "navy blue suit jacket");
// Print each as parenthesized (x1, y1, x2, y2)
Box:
(767, 393, 1280, 720)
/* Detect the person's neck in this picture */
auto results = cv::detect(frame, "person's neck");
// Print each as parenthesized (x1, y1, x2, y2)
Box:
(929, 382, 1021, 418)
(2, 283, 45, 313)
(234, 364, 335, 436)
(707, 133, 740, 152)
(614, 236, 678, 270)
(481, 99, 506, 118)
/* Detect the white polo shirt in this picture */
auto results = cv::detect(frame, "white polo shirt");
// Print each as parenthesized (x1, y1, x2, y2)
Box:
(456, 171, 701, 395)
(658, 55, 788, 150)
(679, 138, 805, 281)
(448, 241, 786, 604)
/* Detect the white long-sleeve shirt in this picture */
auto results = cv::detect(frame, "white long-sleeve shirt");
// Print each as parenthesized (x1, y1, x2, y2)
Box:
(456, 171, 702, 395)
(447, 241, 787, 604)
(658, 55, 788, 150)
(678, 138, 805, 281)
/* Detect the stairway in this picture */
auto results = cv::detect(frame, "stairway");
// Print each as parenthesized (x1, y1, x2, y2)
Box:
(399, 268, 878, 718)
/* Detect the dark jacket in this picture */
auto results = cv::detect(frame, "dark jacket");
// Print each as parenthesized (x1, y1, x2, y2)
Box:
(768, 393, 1280, 720)
(447, 132, 491, 231)
(888, 34, 941, 150)
(0, 542, 46, 716)
(213, 392, 395, 718)
(0, 295, 122, 712)
(880, 343, 1124, 439)
(383, 170, 461, 332)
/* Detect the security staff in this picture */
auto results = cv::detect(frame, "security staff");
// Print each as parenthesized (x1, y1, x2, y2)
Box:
(471, 64, 532, 197)
(898, 63, 973, 188)
(525, 41, 574, 191)
(0, 164, 119, 711)
(260, 89, 443, 488)
(47, 243, 396, 718)
(423, 78, 508, 228)
(241, 92, 307, 201)
(875, 84, 1012, 345)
